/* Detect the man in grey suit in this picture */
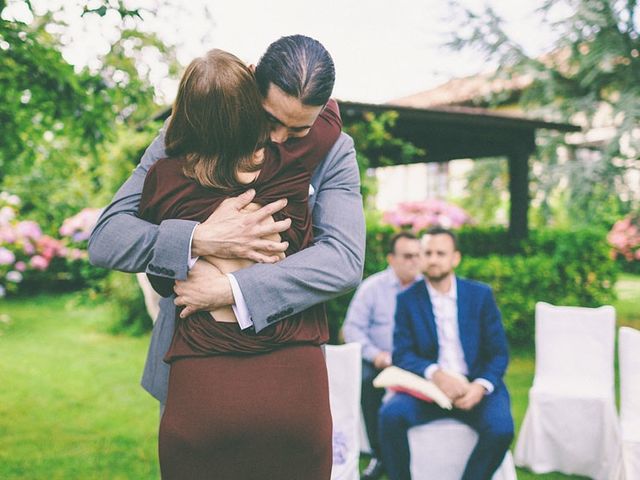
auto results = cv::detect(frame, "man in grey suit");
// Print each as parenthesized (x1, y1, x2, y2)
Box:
(88, 35, 365, 404)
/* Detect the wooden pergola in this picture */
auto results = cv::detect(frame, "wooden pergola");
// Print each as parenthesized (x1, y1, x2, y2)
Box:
(338, 101, 581, 240)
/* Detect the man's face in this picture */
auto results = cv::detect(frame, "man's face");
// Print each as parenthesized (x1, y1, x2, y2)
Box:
(262, 83, 324, 143)
(387, 237, 421, 284)
(420, 234, 461, 282)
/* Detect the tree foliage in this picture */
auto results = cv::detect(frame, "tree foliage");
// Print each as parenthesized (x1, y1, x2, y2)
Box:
(447, 0, 640, 227)
(344, 111, 425, 207)
(0, 0, 174, 229)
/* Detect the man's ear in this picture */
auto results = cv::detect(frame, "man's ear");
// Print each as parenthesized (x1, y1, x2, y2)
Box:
(453, 251, 462, 268)
(248, 64, 256, 74)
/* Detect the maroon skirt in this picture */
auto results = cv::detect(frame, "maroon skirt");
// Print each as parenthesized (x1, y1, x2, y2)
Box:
(158, 344, 332, 480)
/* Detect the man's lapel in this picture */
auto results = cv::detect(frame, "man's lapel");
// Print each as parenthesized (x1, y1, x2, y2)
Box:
(456, 277, 472, 362)
(416, 281, 438, 347)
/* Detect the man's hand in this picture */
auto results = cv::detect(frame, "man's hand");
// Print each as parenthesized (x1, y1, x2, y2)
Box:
(174, 260, 233, 318)
(432, 369, 470, 401)
(192, 189, 291, 262)
(373, 351, 392, 370)
(453, 382, 486, 411)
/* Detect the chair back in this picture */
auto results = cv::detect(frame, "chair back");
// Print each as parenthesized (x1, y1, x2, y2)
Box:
(533, 302, 615, 394)
(619, 326, 640, 440)
(326, 343, 362, 480)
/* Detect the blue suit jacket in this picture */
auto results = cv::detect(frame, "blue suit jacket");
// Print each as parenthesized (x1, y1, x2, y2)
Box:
(393, 277, 509, 391)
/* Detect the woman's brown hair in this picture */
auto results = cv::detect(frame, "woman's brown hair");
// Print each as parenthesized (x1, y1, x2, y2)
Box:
(165, 49, 269, 189)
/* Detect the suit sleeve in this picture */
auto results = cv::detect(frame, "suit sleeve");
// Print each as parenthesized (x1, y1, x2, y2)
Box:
(233, 133, 365, 332)
(87, 126, 197, 281)
(392, 293, 438, 377)
(473, 287, 509, 388)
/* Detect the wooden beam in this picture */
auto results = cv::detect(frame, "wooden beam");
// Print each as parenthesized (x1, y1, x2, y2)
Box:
(507, 138, 535, 240)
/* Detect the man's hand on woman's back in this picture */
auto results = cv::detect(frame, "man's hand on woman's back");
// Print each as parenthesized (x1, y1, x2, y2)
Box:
(191, 188, 290, 262)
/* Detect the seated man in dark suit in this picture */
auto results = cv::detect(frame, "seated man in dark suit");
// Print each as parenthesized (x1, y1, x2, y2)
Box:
(378, 227, 514, 480)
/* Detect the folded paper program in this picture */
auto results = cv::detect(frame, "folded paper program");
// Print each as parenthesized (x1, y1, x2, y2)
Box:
(373, 366, 458, 410)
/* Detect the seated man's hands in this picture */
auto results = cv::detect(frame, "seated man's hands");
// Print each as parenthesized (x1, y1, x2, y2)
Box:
(432, 369, 469, 401)
(174, 260, 233, 318)
(191, 189, 290, 263)
(453, 382, 486, 411)
(373, 351, 392, 370)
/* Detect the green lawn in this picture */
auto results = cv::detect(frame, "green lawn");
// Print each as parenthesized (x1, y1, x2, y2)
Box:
(1, 274, 639, 479)
(0, 294, 159, 479)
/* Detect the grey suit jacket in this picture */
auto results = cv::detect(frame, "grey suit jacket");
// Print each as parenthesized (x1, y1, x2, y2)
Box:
(88, 127, 365, 402)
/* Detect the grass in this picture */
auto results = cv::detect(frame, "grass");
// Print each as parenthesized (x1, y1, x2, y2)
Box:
(0, 294, 159, 479)
(1, 274, 639, 479)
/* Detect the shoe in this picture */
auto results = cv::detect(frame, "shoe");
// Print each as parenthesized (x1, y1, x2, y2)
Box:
(362, 457, 385, 480)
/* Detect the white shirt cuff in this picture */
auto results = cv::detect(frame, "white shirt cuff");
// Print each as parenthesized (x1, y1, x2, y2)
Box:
(188, 224, 200, 269)
(226, 273, 254, 330)
(473, 378, 494, 395)
(425, 364, 440, 380)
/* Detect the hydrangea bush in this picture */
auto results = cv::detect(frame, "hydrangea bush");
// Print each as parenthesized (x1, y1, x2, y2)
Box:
(0, 192, 103, 297)
(608, 213, 640, 273)
(382, 199, 473, 232)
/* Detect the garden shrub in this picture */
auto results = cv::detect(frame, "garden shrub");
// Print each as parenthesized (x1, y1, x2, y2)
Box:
(327, 221, 617, 347)
(95, 271, 152, 336)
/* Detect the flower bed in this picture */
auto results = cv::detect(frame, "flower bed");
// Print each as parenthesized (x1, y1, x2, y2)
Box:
(0, 192, 105, 297)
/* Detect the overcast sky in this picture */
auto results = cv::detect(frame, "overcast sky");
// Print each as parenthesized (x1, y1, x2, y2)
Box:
(6, 0, 561, 103)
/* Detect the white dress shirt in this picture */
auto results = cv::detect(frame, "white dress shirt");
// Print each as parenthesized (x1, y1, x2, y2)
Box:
(187, 226, 254, 329)
(424, 276, 494, 394)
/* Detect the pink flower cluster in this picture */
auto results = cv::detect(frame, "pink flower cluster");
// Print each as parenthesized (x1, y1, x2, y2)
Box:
(59, 208, 102, 242)
(382, 199, 473, 233)
(608, 214, 640, 262)
(0, 192, 97, 297)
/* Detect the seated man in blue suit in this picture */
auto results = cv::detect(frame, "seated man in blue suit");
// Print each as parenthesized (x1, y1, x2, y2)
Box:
(379, 227, 514, 480)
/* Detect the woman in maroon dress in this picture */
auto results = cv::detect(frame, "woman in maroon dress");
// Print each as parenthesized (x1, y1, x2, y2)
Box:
(138, 49, 341, 479)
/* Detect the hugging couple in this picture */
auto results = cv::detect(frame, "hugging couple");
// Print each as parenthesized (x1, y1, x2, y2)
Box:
(89, 35, 365, 479)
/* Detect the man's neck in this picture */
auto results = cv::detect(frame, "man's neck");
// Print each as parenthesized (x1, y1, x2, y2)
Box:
(427, 273, 454, 295)
(391, 268, 416, 288)
(399, 278, 414, 287)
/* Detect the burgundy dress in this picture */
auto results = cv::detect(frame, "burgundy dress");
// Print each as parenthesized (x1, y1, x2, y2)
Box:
(138, 100, 341, 480)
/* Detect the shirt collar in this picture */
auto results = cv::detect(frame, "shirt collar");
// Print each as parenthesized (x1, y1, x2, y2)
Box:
(425, 274, 457, 300)
(387, 267, 423, 291)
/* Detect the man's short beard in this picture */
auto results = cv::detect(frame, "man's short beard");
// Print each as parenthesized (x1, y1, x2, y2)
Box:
(425, 270, 450, 283)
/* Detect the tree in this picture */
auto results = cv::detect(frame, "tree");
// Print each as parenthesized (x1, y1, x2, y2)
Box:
(344, 111, 425, 208)
(447, 0, 640, 228)
(0, 0, 175, 229)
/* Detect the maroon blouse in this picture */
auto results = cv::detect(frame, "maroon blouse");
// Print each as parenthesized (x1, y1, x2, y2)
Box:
(139, 100, 341, 361)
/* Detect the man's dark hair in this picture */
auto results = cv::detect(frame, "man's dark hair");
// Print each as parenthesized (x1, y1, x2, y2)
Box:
(255, 35, 335, 106)
(424, 226, 459, 251)
(388, 231, 418, 255)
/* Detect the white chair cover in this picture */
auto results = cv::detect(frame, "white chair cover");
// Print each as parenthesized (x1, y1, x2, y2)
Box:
(408, 418, 517, 480)
(514, 302, 622, 480)
(326, 343, 362, 480)
(619, 326, 640, 480)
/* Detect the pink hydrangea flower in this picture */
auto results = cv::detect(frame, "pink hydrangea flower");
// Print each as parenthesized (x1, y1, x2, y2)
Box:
(14, 261, 26, 272)
(608, 214, 640, 263)
(37, 235, 65, 260)
(6, 271, 22, 283)
(16, 221, 42, 241)
(59, 208, 101, 242)
(22, 241, 35, 255)
(383, 199, 473, 233)
(30, 255, 49, 271)
(0, 206, 16, 226)
(0, 247, 15, 265)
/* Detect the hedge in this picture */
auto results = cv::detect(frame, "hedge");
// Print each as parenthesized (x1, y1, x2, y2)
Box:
(326, 222, 617, 347)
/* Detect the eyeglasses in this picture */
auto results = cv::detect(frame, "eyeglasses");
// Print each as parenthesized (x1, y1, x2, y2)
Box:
(397, 253, 420, 260)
